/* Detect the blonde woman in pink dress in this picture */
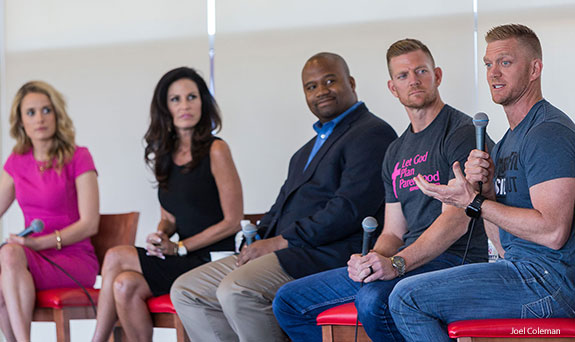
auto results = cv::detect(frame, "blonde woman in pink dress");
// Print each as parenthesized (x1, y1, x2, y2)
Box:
(0, 81, 100, 341)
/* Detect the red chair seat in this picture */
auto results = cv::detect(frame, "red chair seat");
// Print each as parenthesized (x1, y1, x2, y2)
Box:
(448, 319, 575, 338)
(317, 303, 362, 326)
(36, 288, 100, 309)
(147, 294, 177, 314)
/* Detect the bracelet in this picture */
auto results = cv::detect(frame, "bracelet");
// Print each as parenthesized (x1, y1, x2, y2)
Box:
(55, 230, 62, 250)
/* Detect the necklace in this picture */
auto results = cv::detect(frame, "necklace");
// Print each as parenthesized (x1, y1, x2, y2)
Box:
(37, 161, 50, 172)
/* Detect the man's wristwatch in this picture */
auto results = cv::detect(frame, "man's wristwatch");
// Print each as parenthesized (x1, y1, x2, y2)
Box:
(465, 194, 486, 219)
(390, 256, 406, 277)
(177, 241, 188, 256)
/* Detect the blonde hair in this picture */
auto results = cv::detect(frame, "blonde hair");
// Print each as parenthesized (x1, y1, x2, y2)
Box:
(9, 81, 76, 170)
(485, 24, 542, 59)
(386, 39, 435, 77)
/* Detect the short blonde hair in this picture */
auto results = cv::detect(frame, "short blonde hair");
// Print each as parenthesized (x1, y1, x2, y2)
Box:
(9, 81, 76, 170)
(485, 24, 542, 59)
(386, 39, 435, 77)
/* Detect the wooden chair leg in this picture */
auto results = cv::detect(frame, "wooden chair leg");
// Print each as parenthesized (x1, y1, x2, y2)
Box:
(322, 325, 335, 342)
(321, 324, 371, 342)
(52, 308, 71, 342)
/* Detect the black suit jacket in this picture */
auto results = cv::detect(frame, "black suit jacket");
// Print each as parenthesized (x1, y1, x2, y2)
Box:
(258, 103, 398, 279)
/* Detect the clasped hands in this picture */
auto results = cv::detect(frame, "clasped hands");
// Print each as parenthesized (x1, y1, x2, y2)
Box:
(413, 149, 496, 208)
(347, 252, 397, 283)
(146, 231, 176, 259)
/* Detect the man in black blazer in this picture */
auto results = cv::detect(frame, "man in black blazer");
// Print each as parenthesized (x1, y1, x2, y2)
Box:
(171, 52, 397, 342)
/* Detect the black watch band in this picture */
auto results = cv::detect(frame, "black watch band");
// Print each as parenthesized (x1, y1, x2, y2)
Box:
(465, 194, 486, 219)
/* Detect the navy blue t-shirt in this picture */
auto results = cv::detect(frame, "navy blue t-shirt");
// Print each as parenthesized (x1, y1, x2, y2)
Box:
(383, 104, 490, 261)
(492, 99, 575, 290)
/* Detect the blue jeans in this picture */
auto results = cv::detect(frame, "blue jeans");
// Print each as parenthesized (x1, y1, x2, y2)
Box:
(389, 259, 575, 342)
(272, 252, 464, 342)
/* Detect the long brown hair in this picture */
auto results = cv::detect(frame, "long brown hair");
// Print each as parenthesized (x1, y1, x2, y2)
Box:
(144, 67, 222, 188)
(9, 81, 76, 170)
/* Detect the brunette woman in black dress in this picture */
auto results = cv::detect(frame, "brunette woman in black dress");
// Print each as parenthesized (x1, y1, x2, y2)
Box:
(92, 67, 243, 342)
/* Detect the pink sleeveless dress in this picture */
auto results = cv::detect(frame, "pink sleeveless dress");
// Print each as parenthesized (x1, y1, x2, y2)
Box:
(3, 146, 99, 290)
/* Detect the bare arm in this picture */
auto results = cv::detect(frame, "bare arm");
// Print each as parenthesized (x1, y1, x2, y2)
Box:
(0, 171, 16, 218)
(396, 201, 469, 272)
(13, 171, 100, 250)
(415, 159, 575, 251)
(480, 178, 575, 250)
(179, 139, 243, 252)
(157, 207, 177, 236)
(371, 202, 407, 257)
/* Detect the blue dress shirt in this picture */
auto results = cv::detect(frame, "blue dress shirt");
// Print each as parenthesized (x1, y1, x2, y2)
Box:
(303, 101, 363, 171)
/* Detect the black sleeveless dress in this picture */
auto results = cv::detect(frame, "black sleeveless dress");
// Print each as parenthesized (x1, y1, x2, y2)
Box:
(137, 139, 235, 296)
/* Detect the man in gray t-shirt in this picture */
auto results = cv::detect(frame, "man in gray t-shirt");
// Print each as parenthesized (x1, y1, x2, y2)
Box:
(383, 103, 487, 261)
(391, 24, 575, 342)
(273, 38, 489, 342)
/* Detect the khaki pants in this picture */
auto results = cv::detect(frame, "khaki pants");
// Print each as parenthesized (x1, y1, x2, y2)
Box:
(170, 253, 294, 342)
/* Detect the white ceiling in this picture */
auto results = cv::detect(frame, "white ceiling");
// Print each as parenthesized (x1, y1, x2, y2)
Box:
(5, 0, 575, 52)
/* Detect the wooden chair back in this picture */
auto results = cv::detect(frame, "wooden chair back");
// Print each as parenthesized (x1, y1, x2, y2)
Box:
(92, 212, 139, 272)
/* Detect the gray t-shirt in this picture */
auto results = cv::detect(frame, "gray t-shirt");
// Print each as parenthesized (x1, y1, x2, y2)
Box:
(383, 104, 489, 261)
(492, 99, 575, 291)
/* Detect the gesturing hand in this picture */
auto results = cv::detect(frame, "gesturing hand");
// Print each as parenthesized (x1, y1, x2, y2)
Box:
(413, 161, 477, 209)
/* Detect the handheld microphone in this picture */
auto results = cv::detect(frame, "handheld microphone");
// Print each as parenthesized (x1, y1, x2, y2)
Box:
(473, 112, 489, 194)
(0, 219, 44, 248)
(355, 216, 378, 340)
(473, 112, 489, 152)
(242, 223, 258, 246)
(361, 217, 378, 256)
(18, 219, 45, 237)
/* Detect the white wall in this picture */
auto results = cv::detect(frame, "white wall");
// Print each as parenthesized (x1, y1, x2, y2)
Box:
(1, 2, 481, 247)
(1, 0, 575, 341)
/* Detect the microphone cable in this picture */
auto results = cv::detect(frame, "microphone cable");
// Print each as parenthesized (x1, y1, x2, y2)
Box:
(461, 217, 478, 265)
(36, 252, 97, 316)
(461, 183, 482, 266)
